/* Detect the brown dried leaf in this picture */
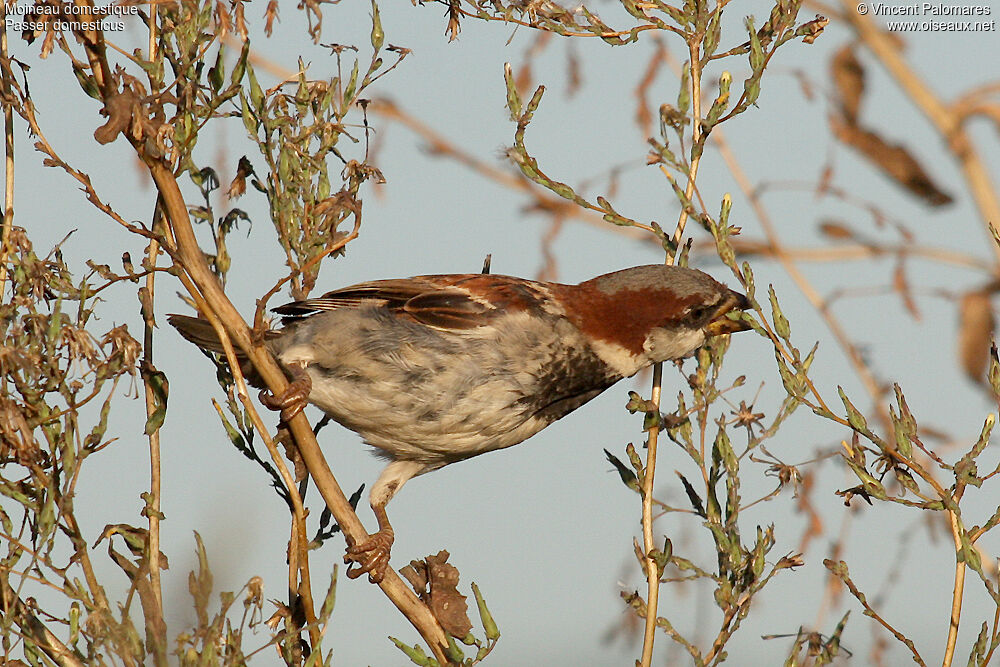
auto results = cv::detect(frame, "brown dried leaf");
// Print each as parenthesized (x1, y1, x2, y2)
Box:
(213, 0, 230, 36)
(427, 552, 471, 637)
(799, 15, 829, 44)
(0, 396, 42, 466)
(402, 551, 471, 638)
(233, 0, 248, 41)
(818, 220, 854, 240)
(264, 0, 280, 37)
(830, 116, 954, 207)
(39, 27, 56, 58)
(265, 602, 290, 630)
(958, 291, 995, 384)
(94, 90, 137, 145)
(445, 0, 461, 42)
(515, 63, 533, 99)
(400, 561, 429, 592)
(831, 44, 865, 125)
(278, 430, 307, 482)
(227, 156, 254, 200)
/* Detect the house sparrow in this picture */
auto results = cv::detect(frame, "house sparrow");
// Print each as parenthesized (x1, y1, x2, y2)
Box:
(169, 264, 751, 582)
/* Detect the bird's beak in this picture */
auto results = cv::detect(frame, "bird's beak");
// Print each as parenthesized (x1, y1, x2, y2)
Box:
(704, 291, 752, 336)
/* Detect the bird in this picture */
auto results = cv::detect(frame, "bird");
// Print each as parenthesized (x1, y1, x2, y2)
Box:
(168, 264, 751, 583)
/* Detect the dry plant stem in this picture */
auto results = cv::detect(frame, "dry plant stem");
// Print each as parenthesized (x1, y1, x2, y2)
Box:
(146, 156, 451, 663)
(292, 517, 322, 649)
(226, 381, 321, 647)
(984, 570, 1000, 664)
(143, 0, 163, 619)
(943, 510, 965, 667)
(141, 233, 168, 667)
(837, 0, 1000, 267)
(56, 508, 113, 615)
(836, 560, 926, 665)
(639, 41, 704, 667)
(639, 363, 664, 667)
(455, 5, 676, 39)
(1, 4, 13, 295)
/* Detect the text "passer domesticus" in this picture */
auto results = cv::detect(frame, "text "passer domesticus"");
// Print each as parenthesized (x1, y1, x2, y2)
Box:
(169, 264, 751, 583)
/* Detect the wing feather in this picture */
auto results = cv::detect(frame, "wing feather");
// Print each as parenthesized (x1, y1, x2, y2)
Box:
(272, 276, 496, 330)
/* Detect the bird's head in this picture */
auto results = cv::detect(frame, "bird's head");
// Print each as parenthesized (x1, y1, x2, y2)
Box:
(559, 265, 752, 376)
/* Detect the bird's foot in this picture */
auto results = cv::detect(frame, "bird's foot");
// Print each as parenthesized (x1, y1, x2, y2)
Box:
(345, 506, 394, 584)
(259, 365, 312, 423)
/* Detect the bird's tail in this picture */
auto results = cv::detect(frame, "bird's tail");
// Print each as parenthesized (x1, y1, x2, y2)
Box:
(167, 314, 276, 388)
(167, 314, 235, 355)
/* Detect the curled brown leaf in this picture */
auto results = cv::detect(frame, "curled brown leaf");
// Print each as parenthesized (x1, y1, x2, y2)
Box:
(830, 115, 953, 207)
(400, 550, 472, 638)
(831, 44, 865, 125)
(958, 290, 995, 384)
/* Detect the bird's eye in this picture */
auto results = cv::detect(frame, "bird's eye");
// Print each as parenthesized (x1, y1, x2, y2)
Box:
(685, 304, 714, 323)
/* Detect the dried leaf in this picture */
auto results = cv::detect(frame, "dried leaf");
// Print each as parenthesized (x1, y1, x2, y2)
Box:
(830, 116, 954, 207)
(798, 14, 829, 44)
(818, 220, 854, 240)
(445, 0, 461, 42)
(264, 0, 280, 36)
(958, 291, 995, 384)
(402, 551, 472, 638)
(233, 0, 248, 40)
(227, 156, 254, 200)
(831, 44, 864, 124)
(94, 90, 138, 145)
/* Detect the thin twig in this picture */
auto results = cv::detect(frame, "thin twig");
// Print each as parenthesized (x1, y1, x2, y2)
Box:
(943, 510, 966, 667)
(639, 33, 705, 667)
(141, 210, 168, 667)
(825, 559, 927, 666)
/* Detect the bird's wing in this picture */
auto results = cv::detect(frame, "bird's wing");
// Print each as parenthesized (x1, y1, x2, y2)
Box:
(272, 275, 535, 330)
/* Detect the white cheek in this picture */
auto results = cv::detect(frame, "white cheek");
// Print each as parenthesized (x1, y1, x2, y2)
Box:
(643, 328, 705, 362)
(589, 338, 644, 378)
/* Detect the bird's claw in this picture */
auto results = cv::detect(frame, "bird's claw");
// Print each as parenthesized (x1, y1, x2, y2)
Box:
(259, 367, 312, 423)
(344, 526, 395, 584)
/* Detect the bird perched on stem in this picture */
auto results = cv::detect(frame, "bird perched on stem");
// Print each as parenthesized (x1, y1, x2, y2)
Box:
(169, 264, 751, 583)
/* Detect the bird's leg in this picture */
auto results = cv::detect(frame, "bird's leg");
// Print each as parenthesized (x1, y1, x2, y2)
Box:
(259, 363, 312, 423)
(344, 504, 394, 584)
